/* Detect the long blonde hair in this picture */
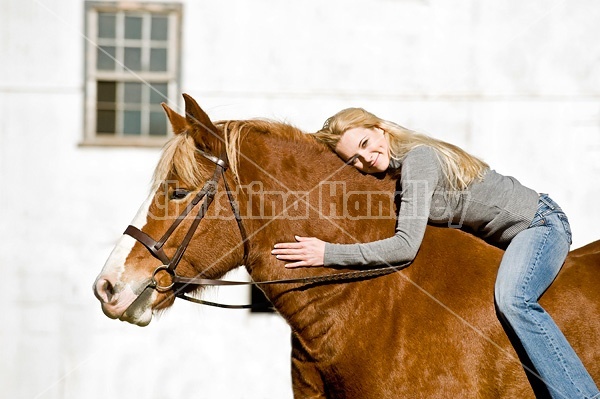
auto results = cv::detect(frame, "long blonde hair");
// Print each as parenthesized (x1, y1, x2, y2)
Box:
(314, 107, 489, 191)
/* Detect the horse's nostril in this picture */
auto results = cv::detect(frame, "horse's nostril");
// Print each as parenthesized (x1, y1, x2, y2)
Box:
(94, 278, 115, 303)
(105, 279, 114, 296)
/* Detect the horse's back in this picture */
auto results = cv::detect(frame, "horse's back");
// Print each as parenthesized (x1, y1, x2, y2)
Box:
(569, 239, 600, 259)
(554, 239, 600, 290)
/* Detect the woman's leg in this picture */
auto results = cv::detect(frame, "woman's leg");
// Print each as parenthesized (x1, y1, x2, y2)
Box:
(495, 196, 599, 399)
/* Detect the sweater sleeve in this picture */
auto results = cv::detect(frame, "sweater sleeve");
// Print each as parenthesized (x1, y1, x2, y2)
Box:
(323, 146, 440, 267)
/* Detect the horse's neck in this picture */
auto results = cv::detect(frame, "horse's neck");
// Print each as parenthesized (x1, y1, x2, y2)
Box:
(236, 133, 398, 326)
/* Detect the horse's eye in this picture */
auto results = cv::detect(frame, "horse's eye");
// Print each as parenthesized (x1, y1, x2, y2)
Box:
(170, 189, 190, 200)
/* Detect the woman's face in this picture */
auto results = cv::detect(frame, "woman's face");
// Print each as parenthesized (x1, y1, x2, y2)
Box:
(335, 127, 390, 173)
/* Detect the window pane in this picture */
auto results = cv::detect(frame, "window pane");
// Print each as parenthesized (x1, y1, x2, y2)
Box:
(150, 83, 168, 104)
(98, 13, 116, 39)
(149, 111, 167, 136)
(97, 46, 116, 70)
(97, 81, 116, 104)
(149, 48, 167, 71)
(124, 82, 142, 103)
(97, 110, 116, 134)
(151, 16, 168, 41)
(123, 111, 141, 135)
(124, 47, 142, 71)
(87, 5, 181, 143)
(124, 16, 143, 40)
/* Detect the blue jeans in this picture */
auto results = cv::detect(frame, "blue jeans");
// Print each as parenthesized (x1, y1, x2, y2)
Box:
(495, 194, 599, 399)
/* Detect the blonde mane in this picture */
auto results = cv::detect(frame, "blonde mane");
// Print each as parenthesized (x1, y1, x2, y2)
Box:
(152, 119, 312, 190)
(151, 133, 208, 190)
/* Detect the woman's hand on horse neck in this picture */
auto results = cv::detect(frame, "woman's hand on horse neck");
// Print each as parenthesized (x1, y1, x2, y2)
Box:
(272, 236, 326, 268)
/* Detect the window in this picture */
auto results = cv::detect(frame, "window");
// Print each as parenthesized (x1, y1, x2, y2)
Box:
(84, 2, 182, 146)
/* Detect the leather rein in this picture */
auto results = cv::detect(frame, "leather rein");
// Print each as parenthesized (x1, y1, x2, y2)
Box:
(123, 149, 406, 310)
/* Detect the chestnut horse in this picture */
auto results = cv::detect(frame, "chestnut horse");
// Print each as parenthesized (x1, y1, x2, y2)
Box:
(94, 94, 599, 398)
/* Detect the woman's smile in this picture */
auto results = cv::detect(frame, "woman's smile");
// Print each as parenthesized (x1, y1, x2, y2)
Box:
(371, 153, 380, 168)
(335, 126, 390, 173)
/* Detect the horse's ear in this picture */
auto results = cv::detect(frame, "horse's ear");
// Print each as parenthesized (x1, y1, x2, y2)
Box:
(161, 103, 187, 135)
(182, 93, 222, 153)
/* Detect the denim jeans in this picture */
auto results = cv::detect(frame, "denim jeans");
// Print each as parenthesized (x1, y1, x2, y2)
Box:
(495, 194, 600, 399)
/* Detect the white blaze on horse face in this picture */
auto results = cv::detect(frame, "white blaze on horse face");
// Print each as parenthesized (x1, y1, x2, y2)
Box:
(101, 188, 157, 280)
(95, 188, 160, 324)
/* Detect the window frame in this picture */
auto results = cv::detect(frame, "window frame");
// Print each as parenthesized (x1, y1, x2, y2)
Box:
(83, 1, 182, 147)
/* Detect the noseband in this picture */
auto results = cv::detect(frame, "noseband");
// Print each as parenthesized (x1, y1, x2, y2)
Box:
(123, 149, 409, 310)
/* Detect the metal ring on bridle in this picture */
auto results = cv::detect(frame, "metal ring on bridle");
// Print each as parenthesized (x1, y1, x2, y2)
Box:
(151, 265, 176, 292)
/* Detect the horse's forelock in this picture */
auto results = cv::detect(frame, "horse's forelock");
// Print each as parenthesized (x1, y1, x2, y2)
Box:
(152, 133, 208, 191)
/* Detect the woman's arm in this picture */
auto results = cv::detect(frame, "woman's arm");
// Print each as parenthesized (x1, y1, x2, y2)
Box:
(324, 146, 440, 267)
(273, 146, 441, 268)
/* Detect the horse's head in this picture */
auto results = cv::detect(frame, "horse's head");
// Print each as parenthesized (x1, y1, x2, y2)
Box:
(93, 94, 248, 326)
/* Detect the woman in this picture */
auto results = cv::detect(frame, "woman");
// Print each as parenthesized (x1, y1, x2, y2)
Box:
(271, 108, 599, 399)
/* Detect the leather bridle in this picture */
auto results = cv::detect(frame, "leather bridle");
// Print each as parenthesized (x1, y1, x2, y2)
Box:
(124, 149, 256, 307)
(123, 149, 408, 310)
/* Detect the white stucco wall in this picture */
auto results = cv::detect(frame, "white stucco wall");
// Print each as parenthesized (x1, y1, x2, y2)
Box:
(0, 1, 598, 398)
